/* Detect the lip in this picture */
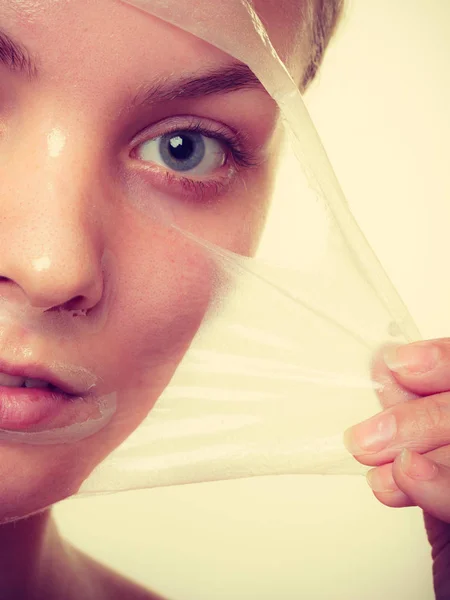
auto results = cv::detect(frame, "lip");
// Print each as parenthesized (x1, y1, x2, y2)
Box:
(0, 359, 98, 433)
(0, 359, 90, 396)
(0, 386, 73, 431)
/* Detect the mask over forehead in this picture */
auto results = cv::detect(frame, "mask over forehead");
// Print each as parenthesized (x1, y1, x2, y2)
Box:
(1, 0, 420, 494)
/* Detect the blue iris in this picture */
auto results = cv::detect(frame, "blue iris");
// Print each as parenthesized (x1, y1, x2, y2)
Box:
(159, 132, 206, 172)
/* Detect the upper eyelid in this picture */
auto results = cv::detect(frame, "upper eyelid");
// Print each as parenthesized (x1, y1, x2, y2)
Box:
(130, 115, 242, 145)
(139, 127, 229, 144)
(136, 129, 235, 156)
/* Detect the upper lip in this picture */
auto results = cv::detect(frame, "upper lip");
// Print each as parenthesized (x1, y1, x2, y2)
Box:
(0, 359, 94, 396)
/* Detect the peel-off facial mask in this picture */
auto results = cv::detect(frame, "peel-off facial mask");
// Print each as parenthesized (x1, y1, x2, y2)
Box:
(72, 0, 420, 495)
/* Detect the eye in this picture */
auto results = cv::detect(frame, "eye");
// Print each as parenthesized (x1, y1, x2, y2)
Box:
(136, 131, 227, 176)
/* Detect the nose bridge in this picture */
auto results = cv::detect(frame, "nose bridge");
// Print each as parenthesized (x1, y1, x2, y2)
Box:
(0, 122, 104, 310)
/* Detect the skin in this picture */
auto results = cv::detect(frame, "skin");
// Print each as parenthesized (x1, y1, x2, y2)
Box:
(0, 0, 306, 598)
(344, 339, 450, 600)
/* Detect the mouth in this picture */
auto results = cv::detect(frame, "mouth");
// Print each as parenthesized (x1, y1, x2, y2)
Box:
(0, 360, 90, 397)
(0, 360, 94, 432)
(0, 373, 73, 395)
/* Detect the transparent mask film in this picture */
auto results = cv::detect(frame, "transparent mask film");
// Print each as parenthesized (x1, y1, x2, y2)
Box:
(1, 0, 420, 493)
(77, 0, 421, 494)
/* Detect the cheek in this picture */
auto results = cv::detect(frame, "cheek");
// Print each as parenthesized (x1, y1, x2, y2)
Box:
(120, 228, 212, 338)
(105, 223, 216, 400)
(78, 167, 274, 452)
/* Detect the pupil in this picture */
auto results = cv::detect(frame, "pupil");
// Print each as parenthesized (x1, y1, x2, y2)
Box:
(169, 135, 194, 161)
(160, 131, 206, 172)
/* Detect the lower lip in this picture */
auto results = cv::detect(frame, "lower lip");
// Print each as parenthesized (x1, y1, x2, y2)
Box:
(0, 386, 71, 431)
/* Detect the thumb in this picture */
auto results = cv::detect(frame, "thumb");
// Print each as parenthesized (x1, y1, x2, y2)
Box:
(383, 339, 450, 397)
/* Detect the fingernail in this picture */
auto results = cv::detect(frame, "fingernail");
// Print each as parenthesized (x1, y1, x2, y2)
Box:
(399, 448, 438, 481)
(344, 413, 397, 455)
(366, 467, 399, 493)
(383, 343, 441, 375)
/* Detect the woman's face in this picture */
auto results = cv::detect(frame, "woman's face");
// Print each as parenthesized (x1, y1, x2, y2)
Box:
(0, 0, 303, 522)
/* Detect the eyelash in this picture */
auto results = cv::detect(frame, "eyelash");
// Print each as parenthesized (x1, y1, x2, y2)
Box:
(193, 124, 257, 169)
(131, 119, 258, 200)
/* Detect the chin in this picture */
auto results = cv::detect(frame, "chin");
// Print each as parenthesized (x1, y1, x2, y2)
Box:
(0, 441, 100, 524)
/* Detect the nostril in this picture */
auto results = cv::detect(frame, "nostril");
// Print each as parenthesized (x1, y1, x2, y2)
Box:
(64, 295, 85, 311)
(46, 295, 87, 313)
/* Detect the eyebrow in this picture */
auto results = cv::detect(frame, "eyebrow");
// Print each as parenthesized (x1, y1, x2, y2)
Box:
(132, 62, 265, 107)
(0, 28, 37, 77)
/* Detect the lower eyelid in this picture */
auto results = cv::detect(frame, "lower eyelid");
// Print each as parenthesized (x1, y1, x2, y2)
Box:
(130, 152, 232, 178)
(130, 160, 238, 202)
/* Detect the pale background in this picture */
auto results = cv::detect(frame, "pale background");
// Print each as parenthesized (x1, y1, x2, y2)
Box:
(54, 1, 450, 598)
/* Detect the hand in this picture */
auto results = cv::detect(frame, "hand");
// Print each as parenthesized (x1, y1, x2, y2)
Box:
(344, 339, 450, 600)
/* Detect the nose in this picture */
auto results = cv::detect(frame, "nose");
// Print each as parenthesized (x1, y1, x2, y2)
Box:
(0, 135, 104, 312)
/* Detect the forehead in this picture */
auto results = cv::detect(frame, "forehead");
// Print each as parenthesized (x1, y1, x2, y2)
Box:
(0, 0, 307, 80)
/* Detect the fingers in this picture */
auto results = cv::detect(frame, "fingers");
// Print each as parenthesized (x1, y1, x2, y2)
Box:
(365, 462, 413, 508)
(344, 392, 450, 467)
(368, 450, 450, 523)
(371, 347, 420, 409)
(383, 339, 450, 396)
(354, 338, 450, 524)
